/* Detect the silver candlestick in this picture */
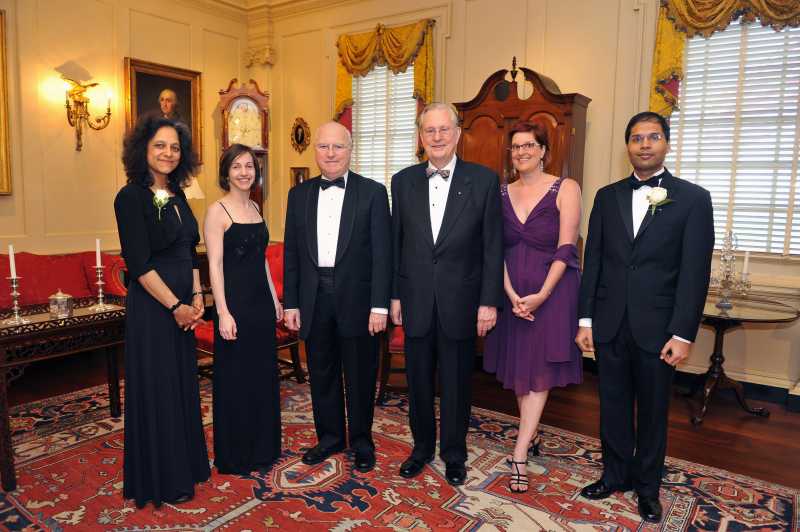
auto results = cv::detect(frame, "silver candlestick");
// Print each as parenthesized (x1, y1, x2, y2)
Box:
(89, 265, 112, 312)
(709, 231, 751, 310)
(2, 277, 30, 326)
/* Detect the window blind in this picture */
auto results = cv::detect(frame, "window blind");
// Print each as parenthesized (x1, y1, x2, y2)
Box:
(665, 19, 800, 255)
(352, 64, 417, 204)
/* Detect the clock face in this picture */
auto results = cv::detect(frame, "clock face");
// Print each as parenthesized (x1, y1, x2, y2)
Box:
(227, 97, 263, 148)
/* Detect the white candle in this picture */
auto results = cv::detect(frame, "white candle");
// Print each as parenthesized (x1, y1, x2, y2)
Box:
(95, 238, 102, 267)
(8, 244, 16, 278)
(742, 251, 750, 275)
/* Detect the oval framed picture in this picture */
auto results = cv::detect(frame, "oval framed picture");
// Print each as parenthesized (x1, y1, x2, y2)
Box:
(291, 117, 310, 154)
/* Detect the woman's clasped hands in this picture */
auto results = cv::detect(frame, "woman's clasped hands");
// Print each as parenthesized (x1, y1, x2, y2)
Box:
(511, 292, 547, 321)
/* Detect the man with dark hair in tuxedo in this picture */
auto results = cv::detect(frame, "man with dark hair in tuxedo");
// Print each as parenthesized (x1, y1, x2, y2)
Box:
(576, 111, 714, 523)
(283, 121, 391, 473)
(390, 102, 503, 486)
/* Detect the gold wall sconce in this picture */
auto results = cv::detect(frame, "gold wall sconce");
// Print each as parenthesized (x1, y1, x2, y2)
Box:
(63, 76, 111, 151)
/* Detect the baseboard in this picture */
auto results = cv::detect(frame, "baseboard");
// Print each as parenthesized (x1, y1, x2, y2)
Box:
(581, 358, 795, 410)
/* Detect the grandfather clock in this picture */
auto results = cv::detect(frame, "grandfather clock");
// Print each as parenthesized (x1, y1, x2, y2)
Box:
(218, 79, 270, 207)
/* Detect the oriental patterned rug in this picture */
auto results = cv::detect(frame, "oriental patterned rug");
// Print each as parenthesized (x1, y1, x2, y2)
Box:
(0, 379, 796, 531)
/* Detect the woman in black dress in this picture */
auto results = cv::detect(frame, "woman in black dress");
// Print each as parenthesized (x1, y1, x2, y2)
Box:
(114, 116, 210, 508)
(204, 144, 283, 474)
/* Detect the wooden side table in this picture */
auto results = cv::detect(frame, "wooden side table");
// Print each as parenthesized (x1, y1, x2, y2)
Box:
(0, 298, 125, 491)
(688, 295, 799, 425)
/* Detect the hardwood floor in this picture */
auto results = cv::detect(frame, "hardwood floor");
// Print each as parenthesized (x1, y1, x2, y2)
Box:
(9, 349, 800, 489)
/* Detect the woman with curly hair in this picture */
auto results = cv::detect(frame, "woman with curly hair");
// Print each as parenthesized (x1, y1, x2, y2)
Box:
(113, 116, 210, 508)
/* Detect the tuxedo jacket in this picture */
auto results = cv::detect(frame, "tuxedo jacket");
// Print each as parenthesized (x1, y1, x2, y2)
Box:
(391, 159, 504, 340)
(577, 170, 714, 353)
(283, 172, 392, 339)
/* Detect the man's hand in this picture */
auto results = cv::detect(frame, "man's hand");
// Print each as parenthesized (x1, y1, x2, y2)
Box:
(575, 326, 594, 352)
(368, 312, 387, 336)
(477, 305, 497, 337)
(390, 299, 402, 326)
(660, 338, 691, 367)
(284, 309, 301, 332)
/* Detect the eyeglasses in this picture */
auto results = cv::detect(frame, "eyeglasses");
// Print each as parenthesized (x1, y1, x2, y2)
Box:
(315, 143, 350, 152)
(508, 141, 541, 153)
(422, 126, 454, 138)
(628, 133, 664, 144)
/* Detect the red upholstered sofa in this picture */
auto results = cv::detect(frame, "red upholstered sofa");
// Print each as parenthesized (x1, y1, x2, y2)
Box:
(193, 242, 305, 383)
(0, 251, 127, 310)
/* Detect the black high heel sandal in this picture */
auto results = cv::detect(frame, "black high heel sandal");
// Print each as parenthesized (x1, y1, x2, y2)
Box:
(529, 434, 541, 457)
(508, 459, 529, 493)
(506, 434, 542, 464)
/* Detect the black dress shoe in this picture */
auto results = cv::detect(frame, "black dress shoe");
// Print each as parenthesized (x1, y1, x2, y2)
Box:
(580, 480, 631, 500)
(637, 495, 662, 523)
(168, 493, 193, 505)
(445, 462, 467, 486)
(353, 450, 376, 473)
(399, 455, 433, 478)
(302, 444, 343, 465)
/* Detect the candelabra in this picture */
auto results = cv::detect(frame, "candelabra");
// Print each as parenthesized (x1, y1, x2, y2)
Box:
(709, 231, 751, 310)
(89, 266, 112, 312)
(2, 277, 30, 326)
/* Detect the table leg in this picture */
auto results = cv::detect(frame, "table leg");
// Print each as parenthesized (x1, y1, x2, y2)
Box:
(106, 345, 121, 418)
(0, 367, 16, 491)
(717, 372, 770, 418)
(690, 317, 767, 424)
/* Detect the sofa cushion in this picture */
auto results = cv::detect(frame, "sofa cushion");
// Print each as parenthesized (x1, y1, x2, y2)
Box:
(78, 251, 128, 297)
(194, 321, 215, 353)
(265, 242, 284, 301)
(12, 252, 93, 306)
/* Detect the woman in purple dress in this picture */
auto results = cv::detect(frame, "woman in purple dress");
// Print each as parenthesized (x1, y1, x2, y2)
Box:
(484, 121, 583, 493)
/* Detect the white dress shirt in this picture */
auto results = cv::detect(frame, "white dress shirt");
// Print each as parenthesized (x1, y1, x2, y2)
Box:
(428, 155, 457, 243)
(317, 172, 347, 267)
(579, 167, 688, 344)
(314, 171, 387, 315)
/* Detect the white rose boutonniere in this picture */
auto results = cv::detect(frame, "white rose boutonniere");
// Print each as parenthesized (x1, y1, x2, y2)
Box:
(153, 189, 170, 221)
(646, 186, 673, 215)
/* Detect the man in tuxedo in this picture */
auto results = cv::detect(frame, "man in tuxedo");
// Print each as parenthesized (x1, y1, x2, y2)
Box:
(283, 121, 391, 473)
(390, 103, 503, 486)
(576, 112, 714, 522)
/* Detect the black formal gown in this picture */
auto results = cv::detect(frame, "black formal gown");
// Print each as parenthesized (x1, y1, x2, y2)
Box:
(113, 183, 210, 508)
(212, 204, 281, 474)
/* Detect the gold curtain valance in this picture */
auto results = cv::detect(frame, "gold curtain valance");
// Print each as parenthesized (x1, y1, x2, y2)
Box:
(335, 18, 435, 119)
(662, 0, 800, 38)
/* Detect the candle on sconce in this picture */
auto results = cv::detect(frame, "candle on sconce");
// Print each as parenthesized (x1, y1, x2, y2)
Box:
(742, 251, 750, 275)
(8, 244, 16, 278)
(95, 239, 102, 268)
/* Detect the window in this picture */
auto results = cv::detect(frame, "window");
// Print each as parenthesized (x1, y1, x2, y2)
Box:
(665, 19, 800, 255)
(352, 64, 417, 203)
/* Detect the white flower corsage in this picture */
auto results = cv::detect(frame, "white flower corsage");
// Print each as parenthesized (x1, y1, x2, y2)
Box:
(646, 186, 673, 215)
(153, 189, 170, 220)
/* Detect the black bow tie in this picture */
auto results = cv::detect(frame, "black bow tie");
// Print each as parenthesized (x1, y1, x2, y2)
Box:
(320, 177, 345, 190)
(426, 167, 450, 180)
(629, 175, 661, 190)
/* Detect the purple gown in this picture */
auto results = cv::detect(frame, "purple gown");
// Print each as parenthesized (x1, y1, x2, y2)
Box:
(484, 179, 583, 394)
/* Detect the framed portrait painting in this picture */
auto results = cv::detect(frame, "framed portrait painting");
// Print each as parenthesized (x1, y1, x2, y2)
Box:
(291, 166, 309, 187)
(0, 10, 11, 195)
(124, 58, 202, 162)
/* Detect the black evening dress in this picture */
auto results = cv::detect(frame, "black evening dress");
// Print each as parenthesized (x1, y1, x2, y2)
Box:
(113, 183, 210, 508)
(212, 202, 281, 474)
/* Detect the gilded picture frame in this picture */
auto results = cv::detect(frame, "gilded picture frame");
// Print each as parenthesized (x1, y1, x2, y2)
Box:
(290, 117, 310, 154)
(0, 11, 11, 195)
(290, 166, 309, 187)
(124, 58, 203, 162)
